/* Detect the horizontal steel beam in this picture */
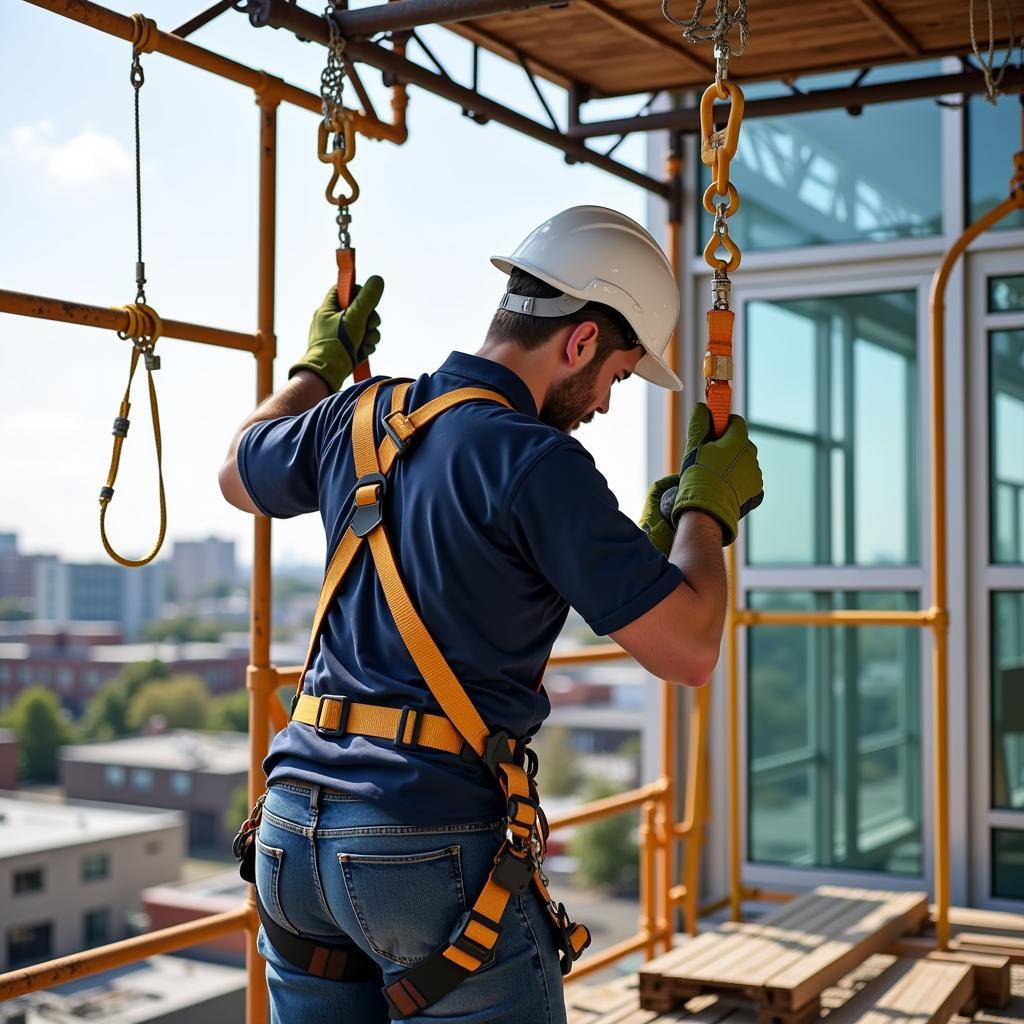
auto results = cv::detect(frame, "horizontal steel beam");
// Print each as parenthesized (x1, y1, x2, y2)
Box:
(325, 0, 562, 37)
(251, 0, 672, 198)
(569, 66, 1024, 138)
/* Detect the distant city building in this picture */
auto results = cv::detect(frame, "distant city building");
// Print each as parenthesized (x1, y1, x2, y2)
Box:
(171, 538, 236, 604)
(0, 631, 247, 716)
(3, 955, 244, 1023)
(141, 870, 247, 965)
(0, 533, 58, 619)
(0, 794, 184, 972)
(60, 732, 249, 854)
(0, 730, 16, 790)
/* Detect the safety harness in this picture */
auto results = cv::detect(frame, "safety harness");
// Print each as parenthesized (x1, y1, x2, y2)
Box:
(240, 378, 590, 1018)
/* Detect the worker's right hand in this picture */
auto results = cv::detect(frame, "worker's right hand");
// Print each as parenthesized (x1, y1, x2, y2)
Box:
(670, 403, 764, 546)
(289, 275, 385, 392)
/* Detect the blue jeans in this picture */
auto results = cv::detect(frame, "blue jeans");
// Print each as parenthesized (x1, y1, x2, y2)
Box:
(255, 781, 568, 1023)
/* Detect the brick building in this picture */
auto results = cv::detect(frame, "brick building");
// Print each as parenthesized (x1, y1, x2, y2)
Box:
(60, 732, 249, 854)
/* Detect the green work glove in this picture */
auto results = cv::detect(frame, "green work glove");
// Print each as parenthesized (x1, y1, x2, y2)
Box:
(671, 403, 764, 546)
(289, 275, 385, 392)
(640, 473, 680, 556)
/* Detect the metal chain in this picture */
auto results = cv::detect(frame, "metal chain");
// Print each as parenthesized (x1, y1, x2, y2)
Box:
(970, 0, 1021, 105)
(662, 0, 749, 55)
(320, 2, 354, 248)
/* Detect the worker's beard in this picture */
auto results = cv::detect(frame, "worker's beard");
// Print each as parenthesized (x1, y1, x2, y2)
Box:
(539, 358, 603, 433)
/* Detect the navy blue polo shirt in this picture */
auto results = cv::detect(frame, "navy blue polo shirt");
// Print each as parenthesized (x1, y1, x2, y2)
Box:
(238, 352, 682, 825)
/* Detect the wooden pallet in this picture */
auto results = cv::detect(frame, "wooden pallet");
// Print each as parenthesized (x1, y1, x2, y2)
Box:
(639, 887, 930, 1023)
(566, 988, 757, 1024)
(822, 957, 974, 1024)
(884, 935, 1012, 1007)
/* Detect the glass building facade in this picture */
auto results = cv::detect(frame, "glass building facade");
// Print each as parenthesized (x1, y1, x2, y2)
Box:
(687, 63, 1024, 909)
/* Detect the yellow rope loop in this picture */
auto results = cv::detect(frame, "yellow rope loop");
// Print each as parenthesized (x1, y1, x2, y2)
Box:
(129, 13, 159, 54)
(98, 301, 167, 568)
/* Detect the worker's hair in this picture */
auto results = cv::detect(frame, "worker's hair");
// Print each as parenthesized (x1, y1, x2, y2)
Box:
(487, 268, 638, 355)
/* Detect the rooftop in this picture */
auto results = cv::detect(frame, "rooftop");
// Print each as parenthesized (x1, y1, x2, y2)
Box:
(0, 794, 183, 860)
(61, 730, 250, 774)
(7, 955, 244, 1023)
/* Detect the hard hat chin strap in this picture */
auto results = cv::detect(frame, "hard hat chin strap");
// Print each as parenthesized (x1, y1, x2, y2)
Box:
(498, 291, 589, 317)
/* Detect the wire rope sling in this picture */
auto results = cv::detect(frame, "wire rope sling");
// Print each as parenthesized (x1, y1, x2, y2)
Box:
(319, 1, 373, 381)
(98, 15, 166, 568)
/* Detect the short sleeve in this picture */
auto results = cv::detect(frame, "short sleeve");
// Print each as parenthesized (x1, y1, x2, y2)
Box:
(237, 400, 331, 519)
(507, 441, 683, 636)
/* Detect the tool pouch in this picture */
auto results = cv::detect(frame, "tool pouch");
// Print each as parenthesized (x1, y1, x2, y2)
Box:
(232, 792, 266, 884)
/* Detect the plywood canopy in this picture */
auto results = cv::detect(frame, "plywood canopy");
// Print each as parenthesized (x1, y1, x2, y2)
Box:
(448, 0, 1018, 97)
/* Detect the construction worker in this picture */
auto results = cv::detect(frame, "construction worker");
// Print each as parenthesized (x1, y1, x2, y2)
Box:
(219, 206, 764, 1023)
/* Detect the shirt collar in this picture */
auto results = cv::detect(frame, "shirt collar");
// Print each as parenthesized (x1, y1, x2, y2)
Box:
(436, 352, 538, 417)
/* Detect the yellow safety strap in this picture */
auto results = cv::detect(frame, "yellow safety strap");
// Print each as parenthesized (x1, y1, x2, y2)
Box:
(98, 305, 166, 568)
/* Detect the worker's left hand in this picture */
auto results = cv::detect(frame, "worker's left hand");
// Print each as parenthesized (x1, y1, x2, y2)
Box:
(639, 473, 680, 556)
(289, 275, 384, 392)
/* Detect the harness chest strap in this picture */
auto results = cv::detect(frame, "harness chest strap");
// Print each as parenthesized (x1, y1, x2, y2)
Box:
(287, 379, 590, 1016)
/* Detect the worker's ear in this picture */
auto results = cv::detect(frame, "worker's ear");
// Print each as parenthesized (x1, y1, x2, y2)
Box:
(564, 320, 599, 370)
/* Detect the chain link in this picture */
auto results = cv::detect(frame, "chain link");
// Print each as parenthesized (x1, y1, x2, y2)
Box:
(320, 2, 357, 248)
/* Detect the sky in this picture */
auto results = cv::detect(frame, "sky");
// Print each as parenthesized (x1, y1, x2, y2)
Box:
(0, 1, 668, 568)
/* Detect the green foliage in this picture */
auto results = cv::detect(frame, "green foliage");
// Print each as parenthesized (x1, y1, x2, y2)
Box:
(0, 597, 31, 621)
(533, 725, 584, 797)
(225, 783, 252, 838)
(7, 687, 76, 782)
(207, 690, 249, 733)
(81, 660, 170, 740)
(126, 675, 210, 732)
(143, 615, 229, 643)
(570, 780, 639, 895)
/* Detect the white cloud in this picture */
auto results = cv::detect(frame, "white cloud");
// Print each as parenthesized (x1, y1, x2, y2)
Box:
(6, 120, 133, 184)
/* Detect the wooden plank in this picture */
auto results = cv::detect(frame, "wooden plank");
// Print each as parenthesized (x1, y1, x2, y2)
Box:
(925, 950, 1010, 1009)
(640, 888, 929, 1014)
(949, 932, 1024, 965)
(935, 904, 1024, 937)
(822, 957, 974, 1024)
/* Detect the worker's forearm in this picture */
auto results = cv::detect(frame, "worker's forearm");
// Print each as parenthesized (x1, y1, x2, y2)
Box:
(224, 370, 329, 463)
(669, 510, 728, 650)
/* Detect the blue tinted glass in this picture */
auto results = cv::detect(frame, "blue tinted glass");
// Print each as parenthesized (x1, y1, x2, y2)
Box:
(746, 292, 918, 566)
(969, 67, 1024, 230)
(990, 331, 1024, 564)
(748, 591, 921, 875)
(992, 591, 1024, 811)
(699, 64, 943, 251)
(993, 829, 1024, 899)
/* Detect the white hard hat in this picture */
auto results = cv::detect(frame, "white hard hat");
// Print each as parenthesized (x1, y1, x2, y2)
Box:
(491, 206, 683, 391)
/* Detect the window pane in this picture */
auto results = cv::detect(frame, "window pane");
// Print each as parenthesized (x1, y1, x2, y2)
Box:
(748, 591, 921, 874)
(7, 922, 52, 968)
(968, 82, 1024, 231)
(699, 65, 942, 252)
(13, 867, 44, 896)
(83, 908, 110, 947)
(991, 330, 1024, 563)
(992, 591, 1024, 810)
(82, 853, 109, 882)
(990, 276, 1024, 313)
(992, 829, 1024, 900)
(746, 292, 918, 565)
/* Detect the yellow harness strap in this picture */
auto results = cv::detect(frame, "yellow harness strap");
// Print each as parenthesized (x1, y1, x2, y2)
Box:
(288, 377, 590, 1015)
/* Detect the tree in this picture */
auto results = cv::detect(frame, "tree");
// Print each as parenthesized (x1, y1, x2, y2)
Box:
(225, 783, 252, 839)
(126, 675, 210, 732)
(533, 726, 584, 796)
(570, 780, 639, 896)
(143, 615, 229, 643)
(0, 597, 31, 621)
(80, 660, 170, 740)
(7, 687, 76, 782)
(207, 690, 248, 732)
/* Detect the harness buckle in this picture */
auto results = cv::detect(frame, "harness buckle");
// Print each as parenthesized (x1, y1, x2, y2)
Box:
(492, 847, 534, 896)
(449, 910, 499, 967)
(382, 410, 413, 455)
(506, 794, 539, 835)
(551, 902, 592, 975)
(350, 472, 388, 538)
(314, 694, 351, 737)
(395, 705, 423, 749)
(481, 729, 516, 777)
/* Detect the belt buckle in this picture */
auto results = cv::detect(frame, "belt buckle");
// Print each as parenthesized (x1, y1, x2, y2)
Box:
(314, 694, 351, 738)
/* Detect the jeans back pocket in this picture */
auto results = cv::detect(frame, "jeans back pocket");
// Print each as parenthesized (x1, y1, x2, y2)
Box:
(338, 846, 467, 967)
